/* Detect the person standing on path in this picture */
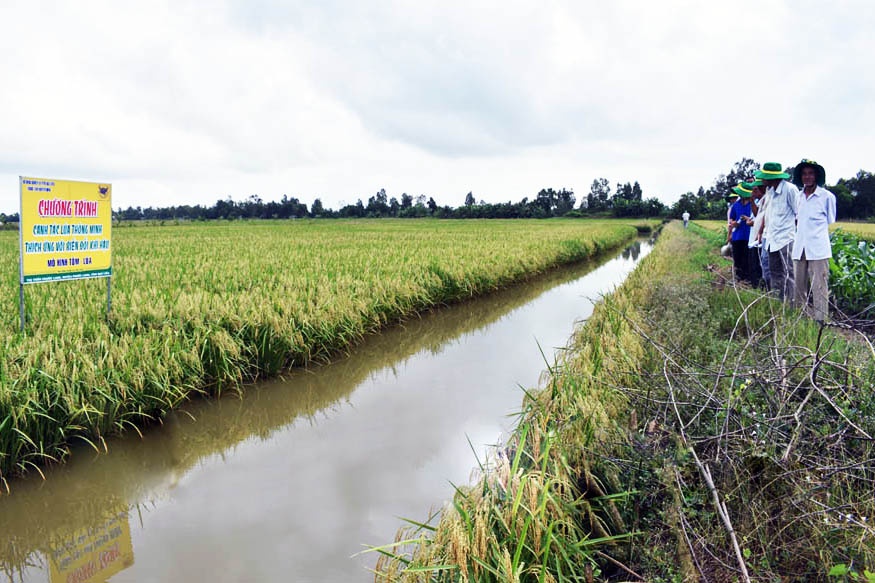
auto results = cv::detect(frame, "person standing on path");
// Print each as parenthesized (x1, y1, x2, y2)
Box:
(755, 162, 800, 300)
(728, 183, 753, 283)
(791, 159, 836, 322)
(682, 210, 690, 228)
(726, 191, 739, 244)
(750, 180, 770, 288)
(745, 180, 766, 288)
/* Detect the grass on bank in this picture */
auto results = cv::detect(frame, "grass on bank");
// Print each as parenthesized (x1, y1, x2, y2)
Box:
(0, 219, 643, 481)
(372, 221, 875, 582)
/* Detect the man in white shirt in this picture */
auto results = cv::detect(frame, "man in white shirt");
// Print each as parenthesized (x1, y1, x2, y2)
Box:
(682, 210, 690, 228)
(755, 162, 800, 301)
(791, 159, 836, 322)
(746, 180, 767, 288)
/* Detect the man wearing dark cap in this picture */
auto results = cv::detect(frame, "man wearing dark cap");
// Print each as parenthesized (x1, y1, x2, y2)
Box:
(755, 162, 800, 300)
(792, 159, 836, 322)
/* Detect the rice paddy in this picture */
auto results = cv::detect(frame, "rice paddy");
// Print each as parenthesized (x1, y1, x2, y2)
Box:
(837, 221, 875, 241)
(693, 219, 875, 241)
(0, 218, 640, 480)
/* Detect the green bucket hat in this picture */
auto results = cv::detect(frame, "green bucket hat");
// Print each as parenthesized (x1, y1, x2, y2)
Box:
(732, 183, 752, 198)
(754, 162, 790, 181)
(750, 179, 764, 187)
(792, 158, 826, 187)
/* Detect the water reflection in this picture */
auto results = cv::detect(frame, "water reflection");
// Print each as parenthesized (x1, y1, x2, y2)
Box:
(621, 240, 642, 261)
(2, 509, 134, 583)
(47, 512, 134, 583)
(0, 239, 652, 582)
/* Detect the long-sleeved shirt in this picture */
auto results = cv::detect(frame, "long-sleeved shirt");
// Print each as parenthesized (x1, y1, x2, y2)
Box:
(763, 180, 800, 252)
(792, 186, 836, 260)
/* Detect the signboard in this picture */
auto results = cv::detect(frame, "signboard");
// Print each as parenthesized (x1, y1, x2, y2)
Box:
(19, 176, 112, 284)
(47, 512, 134, 583)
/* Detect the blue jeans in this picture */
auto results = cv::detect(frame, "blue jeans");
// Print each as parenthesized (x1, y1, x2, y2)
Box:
(759, 239, 770, 289)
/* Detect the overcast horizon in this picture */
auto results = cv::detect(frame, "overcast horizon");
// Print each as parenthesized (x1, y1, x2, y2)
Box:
(2, 1, 874, 215)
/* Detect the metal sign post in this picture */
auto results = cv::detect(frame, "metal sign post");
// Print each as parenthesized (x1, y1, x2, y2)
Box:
(19, 283, 25, 333)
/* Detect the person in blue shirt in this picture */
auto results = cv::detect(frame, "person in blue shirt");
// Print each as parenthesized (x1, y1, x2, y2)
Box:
(728, 182, 753, 283)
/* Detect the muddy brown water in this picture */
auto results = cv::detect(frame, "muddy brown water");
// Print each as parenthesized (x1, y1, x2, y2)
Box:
(1, 239, 651, 583)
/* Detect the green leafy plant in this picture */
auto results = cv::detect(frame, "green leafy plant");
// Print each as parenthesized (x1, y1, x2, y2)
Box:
(829, 229, 875, 314)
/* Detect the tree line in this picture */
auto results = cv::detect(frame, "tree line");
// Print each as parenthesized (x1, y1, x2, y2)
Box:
(70, 185, 665, 222)
(2, 163, 872, 224)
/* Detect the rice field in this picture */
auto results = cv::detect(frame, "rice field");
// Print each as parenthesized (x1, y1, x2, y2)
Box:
(0, 218, 639, 480)
(836, 221, 875, 241)
(693, 219, 875, 241)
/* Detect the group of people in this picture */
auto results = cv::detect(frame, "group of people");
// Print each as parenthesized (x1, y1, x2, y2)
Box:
(691, 159, 836, 323)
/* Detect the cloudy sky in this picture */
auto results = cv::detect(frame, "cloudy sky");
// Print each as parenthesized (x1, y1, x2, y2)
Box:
(1, 0, 873, 214)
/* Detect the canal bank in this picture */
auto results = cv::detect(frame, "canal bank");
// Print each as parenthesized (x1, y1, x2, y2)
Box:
(373, 222, 875, 582)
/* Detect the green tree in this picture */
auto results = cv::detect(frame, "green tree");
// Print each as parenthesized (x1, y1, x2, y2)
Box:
(843, 170, 875, 219)
(712, 157, 759, 200)
(585, 178, 611, 212)
(829, 182, 853, 219)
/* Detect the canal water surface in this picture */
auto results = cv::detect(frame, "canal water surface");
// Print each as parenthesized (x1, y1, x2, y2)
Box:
(1, 239, 651, 583)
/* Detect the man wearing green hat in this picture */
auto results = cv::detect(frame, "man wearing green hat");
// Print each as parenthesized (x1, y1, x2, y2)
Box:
(748, 180, 769, 288)
(728, 182, 753, 282)
(755, 162, 800, 300)
(791, 159, 836, 322)
(725, 191, 739, 245)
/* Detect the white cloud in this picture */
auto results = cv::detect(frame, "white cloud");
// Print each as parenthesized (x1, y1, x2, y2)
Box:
(1, 0, 873, 214)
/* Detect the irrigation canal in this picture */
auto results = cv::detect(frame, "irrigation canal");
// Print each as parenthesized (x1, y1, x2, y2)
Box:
(1, 238, 652, 583)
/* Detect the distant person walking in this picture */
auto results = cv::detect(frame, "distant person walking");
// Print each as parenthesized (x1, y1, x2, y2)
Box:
(728, 183, 753, 282)
(791, 159, 836, 322)
(755, 162, 800, 300)
(682, 210, 690, 228)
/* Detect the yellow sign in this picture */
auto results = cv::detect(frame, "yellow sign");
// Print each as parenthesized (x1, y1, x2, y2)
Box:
(48, 512, 134, 583)
(19, 176, 112, 284)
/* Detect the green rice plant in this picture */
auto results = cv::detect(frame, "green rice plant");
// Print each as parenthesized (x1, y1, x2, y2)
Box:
(370, 228, 662, 582)
(0, 219, 638, 479)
